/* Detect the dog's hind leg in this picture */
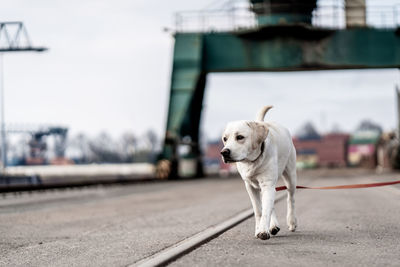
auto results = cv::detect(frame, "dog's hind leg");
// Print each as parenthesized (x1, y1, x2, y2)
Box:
(282, 151, 298, 232)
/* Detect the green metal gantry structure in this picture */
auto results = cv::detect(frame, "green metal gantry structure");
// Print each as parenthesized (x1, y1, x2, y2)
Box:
(159, 0, 400, 178)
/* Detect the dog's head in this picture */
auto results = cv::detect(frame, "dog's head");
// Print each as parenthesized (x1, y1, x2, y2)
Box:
(220, 120, 268, 163)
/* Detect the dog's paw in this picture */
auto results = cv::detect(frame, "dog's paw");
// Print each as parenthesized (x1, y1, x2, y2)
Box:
(256, 231, 270, 240)
(270, 226, 280, 236)
(288, 221, 297, 232)
(288, 217, 297, 232)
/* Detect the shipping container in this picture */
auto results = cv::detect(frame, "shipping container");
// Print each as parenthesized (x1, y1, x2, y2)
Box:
(293, 133, 349, 168)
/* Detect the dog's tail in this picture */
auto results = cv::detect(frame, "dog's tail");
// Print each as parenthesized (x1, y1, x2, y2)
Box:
(256, 105, 273, 122)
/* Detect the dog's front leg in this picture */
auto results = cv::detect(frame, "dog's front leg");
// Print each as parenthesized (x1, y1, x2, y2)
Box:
(244, 181, 261, 237)
(256, 182, 276, 240)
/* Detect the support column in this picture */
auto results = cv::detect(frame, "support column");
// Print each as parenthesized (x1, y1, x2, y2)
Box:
(159, 33, 206, 178)
(346, 0, 366, 28)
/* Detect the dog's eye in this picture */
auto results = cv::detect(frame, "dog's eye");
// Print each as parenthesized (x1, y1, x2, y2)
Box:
(236, 135, 244, 141)
(223, 137, 227, 142)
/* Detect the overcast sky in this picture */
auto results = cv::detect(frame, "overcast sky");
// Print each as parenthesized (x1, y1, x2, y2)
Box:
(0, 0, 399, 140)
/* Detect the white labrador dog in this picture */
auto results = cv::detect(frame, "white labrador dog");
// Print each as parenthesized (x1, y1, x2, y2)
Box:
(221, 106, 297, 240)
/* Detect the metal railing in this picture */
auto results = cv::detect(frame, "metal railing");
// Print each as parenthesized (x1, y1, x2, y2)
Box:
(174, 0, 400, 32)
(175, 1, 256, 33)
(313, 4, 400, 29)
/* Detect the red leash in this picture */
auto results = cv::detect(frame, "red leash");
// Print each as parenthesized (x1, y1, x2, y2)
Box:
(275, 179, 400, 192)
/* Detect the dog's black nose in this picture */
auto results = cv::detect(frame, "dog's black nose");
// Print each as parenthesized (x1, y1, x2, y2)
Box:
(220, 148, 230, 157)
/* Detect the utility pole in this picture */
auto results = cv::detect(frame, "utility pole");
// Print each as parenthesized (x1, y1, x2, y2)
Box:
(0, 22, 47, 174)
(396, 85, 400, 138)
(0, 54, 6, 172)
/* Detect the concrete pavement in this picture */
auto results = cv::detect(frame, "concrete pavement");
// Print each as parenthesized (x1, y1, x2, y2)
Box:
(0, 170, 399, 266)
(0, 177, 251, 266)
(171, 173, 400, 267)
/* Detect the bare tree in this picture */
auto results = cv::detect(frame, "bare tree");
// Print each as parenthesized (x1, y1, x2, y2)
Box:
(143, 129, 159, 152)
(119, 132, 138, 162)
(65, 133, 91, 163)
(88, 132, 122, 163)
(64, 130, 161, 164)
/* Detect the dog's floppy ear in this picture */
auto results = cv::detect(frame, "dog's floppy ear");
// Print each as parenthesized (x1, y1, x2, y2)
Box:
(247, 122, 269, 150)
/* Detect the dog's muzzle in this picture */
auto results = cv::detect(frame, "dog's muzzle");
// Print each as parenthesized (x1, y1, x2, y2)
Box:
(220, 148, 234, 163)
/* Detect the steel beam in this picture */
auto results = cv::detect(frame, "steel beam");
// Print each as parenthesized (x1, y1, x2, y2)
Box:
(203, 26, 400, 72)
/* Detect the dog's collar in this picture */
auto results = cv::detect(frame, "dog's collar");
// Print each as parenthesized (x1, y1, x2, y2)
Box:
(251, 142, 265, 163)
(250, 129, 269, 163)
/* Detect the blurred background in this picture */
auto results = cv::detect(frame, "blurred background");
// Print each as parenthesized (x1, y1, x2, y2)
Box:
(1, 0, 400, 186)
